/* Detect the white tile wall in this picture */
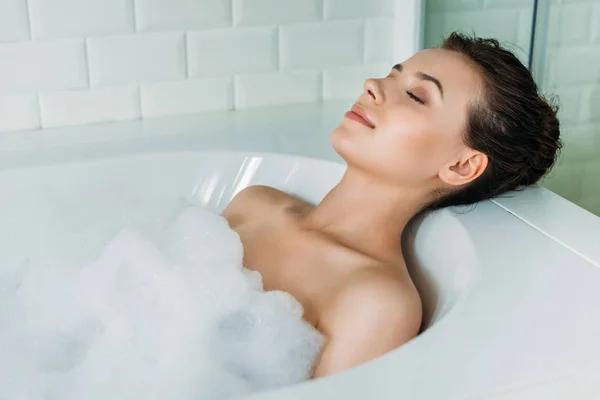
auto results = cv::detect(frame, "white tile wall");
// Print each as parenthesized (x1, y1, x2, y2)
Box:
(0, 93, 40, 131)
(483, 0, 531, 9)
(546, 47, 600, 87)
(425, 0, 600, 215)
(280, 21, 364, 70)
(324, 0, 394, 19)
(0, 0, 399, 133)
(426, 0, 483, 13)
(141, 78, 233, 117)
(424, 0, 532, 63)
(365, 18, 394, 62)
(233, 0, 322, 26)
(135, 0, 231, 32)
(0, 0, 29, 42)
(323, 63, 390, 100)
(40, 86, 140, 127)
(553, 87, 583, 125)
(0, 39, 87, 93)
(28, 0, 134, 39)
(87, 33, 186, 86)
(547, 2, 592, 46)
(592, 4, 600, 45)
(187, 27, 278, 77)
(235, 71, 322, 109)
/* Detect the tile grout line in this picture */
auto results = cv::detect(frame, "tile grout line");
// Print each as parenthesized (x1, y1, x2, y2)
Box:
(131, 0, 138, 32)
(35, 93, 44, 130)
(24, 0, 34, 39)
(83, 39, 92, 88)
(277, 24, 283, 71)
(362, 17, 368, 64)
(137, 85, 143, 120)
(184, 32, 190, 79)
(230, 0, 236, 27)
(232, 74, 238, 110)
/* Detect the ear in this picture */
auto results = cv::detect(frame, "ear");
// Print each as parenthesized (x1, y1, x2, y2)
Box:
(438, 152, 488, 187)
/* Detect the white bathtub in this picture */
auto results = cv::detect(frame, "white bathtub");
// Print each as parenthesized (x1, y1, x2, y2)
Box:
(1, 103, 599, 399)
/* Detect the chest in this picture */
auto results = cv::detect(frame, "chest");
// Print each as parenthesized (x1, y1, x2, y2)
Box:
(231, 218, 344, 325)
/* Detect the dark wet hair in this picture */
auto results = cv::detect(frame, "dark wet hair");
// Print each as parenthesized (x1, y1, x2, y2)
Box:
(426, 32, 562, 211)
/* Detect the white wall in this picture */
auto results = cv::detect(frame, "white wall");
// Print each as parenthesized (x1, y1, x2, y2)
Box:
(424, 0, 534, 61)
(424, 0, 600, 216)
(540, 0, 600, 216)
(0, 0, 399, 133)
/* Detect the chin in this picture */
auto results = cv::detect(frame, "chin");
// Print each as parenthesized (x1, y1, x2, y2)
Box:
(330, 127, 365, 167)
(330, 125, 351, 158)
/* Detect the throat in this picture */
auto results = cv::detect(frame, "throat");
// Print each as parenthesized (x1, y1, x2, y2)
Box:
(299, 170, 428, 261)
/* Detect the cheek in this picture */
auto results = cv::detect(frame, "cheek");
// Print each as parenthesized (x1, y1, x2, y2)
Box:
(375, 125, 444, 178)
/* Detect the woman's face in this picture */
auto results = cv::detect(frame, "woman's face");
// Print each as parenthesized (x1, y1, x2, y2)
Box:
(331, 48, 484, 189)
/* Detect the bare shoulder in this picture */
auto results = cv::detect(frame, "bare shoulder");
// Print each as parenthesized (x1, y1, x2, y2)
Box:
(312, 267, 423, 377)
(321, 267, 422, 340)
(221, 185, 308, 226)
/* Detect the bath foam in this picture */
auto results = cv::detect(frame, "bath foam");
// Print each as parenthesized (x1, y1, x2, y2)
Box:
(0, 206, 324, 400)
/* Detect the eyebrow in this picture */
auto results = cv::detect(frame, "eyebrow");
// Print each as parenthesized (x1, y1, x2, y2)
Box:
(393, 63, 444, 99)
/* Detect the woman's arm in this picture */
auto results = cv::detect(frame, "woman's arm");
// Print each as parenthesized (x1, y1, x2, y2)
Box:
(312, 277, 422, 378)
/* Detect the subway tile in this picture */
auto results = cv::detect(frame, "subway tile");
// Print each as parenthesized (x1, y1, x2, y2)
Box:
(581, 160, 600, 197)
(0, 0, 29, 42)
(28, 0, 133, 39)
(592, 3, 600, 44)
(557, 124, 600, 164)
(0, 39, 87, 93)
(426, 0, 482, 13)
(281, 21, 364, 70)
(324, 0, 394, 19)
(483, 0, 532, 8)
(516, 7, 533, 63)
(40, 86, 140, 128)
(547, 3, 593, 46)
(435, 9, 521, 45)
(0, 93, 40, 132)
(553, 87, 584, 124)
(424, 13, 446, 48)
(546, 46, 600, 87)
(233, 0, 321, 26)
(88, 33, 186, 86)
(365, 18, 393, 63)
(188, 26, 278, 77)
(579, 86, 600, 124)
(135, 0, 231, 32)
(323, 63, 389, 100)
(578, 195, 600, 217)
(141, 78, 233, 118)
(235, 71, 321, 109)
(543, 163, 584, 204)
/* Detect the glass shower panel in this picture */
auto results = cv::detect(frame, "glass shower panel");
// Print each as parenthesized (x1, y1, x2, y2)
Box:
(534, 0, 600, 216)
(423, 0, 535, 63)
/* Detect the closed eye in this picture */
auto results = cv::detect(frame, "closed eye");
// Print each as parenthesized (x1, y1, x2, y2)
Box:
(407, 91, 425, 105)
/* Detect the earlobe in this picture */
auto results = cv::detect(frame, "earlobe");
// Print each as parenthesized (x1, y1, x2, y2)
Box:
(439, 153, 488, 187)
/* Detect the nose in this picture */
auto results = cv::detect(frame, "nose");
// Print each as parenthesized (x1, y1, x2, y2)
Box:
(363, 78, 385, 105)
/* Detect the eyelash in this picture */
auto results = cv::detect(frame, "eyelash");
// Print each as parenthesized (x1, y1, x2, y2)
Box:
(407, 91, 425, 105)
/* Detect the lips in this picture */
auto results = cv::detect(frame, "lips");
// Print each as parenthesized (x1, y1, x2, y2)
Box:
(345, 105, 375, 128)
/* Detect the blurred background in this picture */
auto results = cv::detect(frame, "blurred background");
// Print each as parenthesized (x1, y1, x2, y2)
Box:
(0, 0, 597, 216)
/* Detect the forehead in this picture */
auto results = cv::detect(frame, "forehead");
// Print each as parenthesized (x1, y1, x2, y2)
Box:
(403, 48, 483, 103)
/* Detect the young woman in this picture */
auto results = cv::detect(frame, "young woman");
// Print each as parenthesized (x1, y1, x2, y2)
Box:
(222, 32, 562, 378)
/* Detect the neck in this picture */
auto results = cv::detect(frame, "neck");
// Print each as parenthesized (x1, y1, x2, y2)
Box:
(300, 167, 430, 263)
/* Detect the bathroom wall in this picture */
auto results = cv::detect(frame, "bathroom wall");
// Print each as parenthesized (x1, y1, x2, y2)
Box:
(424, 0, 600, 216)
(0, 0, 400, 133)
(538, 0, 600, 216)
(424, 0, 534, 62)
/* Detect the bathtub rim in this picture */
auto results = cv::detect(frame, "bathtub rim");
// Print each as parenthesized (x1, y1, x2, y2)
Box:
(1, 147, 597, 271)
